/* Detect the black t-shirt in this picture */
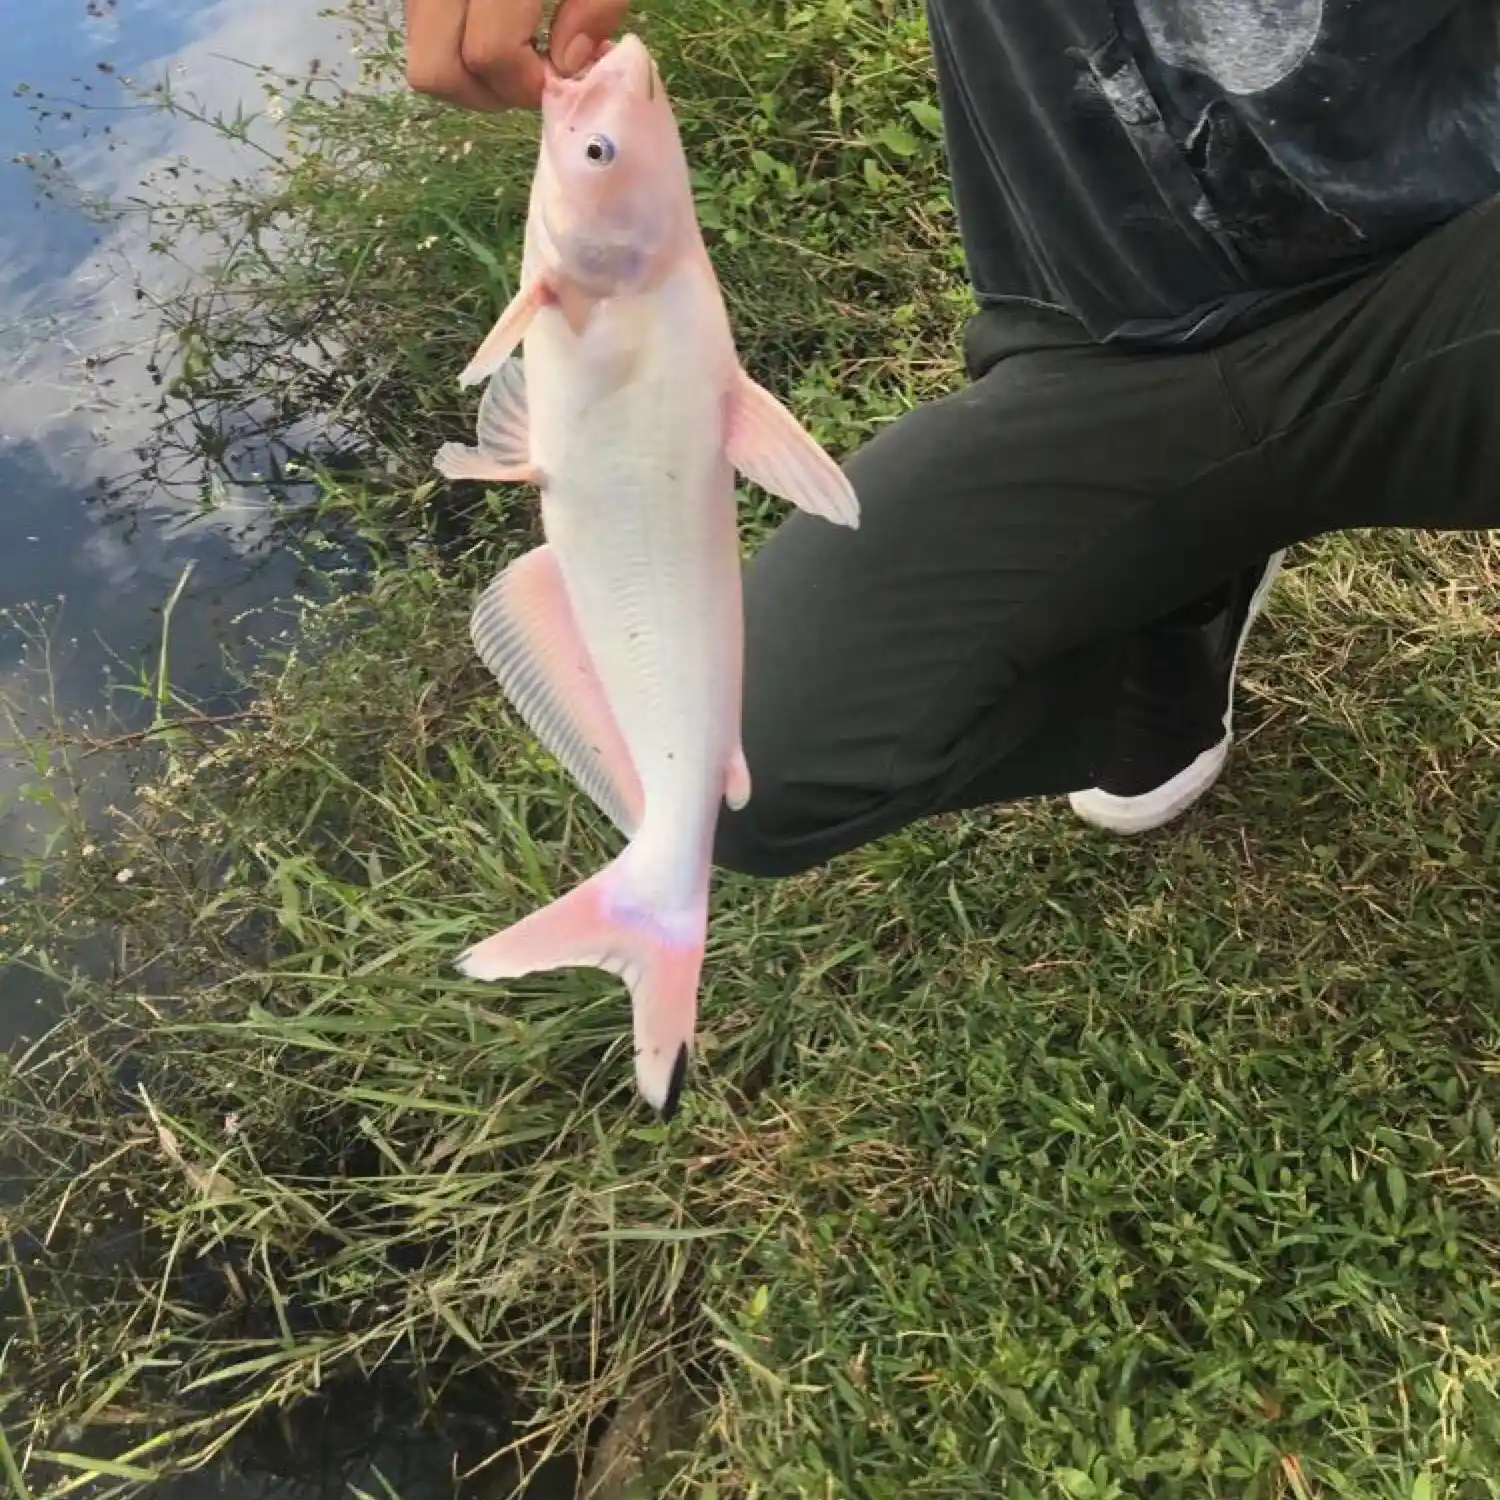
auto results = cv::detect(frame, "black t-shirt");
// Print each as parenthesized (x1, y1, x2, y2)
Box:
(928, 0, 1500, 345)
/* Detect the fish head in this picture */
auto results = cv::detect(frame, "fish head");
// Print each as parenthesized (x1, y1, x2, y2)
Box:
(536, 34, 697, 296)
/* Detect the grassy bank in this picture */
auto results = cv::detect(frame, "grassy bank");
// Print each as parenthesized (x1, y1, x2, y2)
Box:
(4, 2, 1500, 1497)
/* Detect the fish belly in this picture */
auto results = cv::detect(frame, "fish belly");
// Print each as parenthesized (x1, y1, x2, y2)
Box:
(524, 271, 744, 913)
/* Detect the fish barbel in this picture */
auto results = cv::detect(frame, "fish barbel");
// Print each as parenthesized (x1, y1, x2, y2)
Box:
(436, 34, 860, 1118)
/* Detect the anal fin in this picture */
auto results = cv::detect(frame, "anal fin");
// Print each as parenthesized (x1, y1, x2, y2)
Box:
(471, 545, 644, 836)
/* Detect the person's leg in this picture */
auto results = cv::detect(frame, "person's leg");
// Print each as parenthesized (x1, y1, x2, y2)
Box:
(1220, 193, 1500, 538)
(1063, 192, 1500, 833)
(714, 309, 1295, 878)
(717, 194, 1500, 880)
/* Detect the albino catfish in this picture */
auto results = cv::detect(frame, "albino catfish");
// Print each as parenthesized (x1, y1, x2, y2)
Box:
(436, 35, 860, 1118)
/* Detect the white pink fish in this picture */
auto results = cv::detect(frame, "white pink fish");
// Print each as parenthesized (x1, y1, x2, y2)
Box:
(436, 35, 859, 1118)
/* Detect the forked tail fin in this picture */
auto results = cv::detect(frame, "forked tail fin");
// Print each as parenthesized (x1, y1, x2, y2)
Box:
(454, 853, 705, 1118)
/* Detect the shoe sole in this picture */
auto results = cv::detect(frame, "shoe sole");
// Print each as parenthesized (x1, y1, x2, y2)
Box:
(1068, 550, 1286, 836)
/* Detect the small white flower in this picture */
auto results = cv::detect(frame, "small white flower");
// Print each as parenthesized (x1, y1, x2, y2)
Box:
(115, 867, 134, 884)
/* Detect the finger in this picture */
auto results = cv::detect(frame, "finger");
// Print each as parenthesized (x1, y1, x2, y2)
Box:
(460, 0, 549, 109)
(405, 0, 508, 110)
(549, 0, 631, 77)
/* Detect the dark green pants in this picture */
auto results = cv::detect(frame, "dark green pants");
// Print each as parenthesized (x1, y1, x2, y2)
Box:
(714, 196, 1500, 878)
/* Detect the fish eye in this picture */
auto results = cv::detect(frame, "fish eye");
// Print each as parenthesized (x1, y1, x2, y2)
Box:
(583, 133, 616, 166)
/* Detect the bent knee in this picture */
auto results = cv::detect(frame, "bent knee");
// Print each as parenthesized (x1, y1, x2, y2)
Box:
(712, 795, 829, 880)
(713, 773, 897, 880)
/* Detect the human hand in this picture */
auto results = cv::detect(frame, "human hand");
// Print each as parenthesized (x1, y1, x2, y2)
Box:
(404, 0, 630, 111)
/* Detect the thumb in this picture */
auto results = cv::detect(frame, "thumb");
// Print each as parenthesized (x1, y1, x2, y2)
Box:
(549, 0, 631, 77)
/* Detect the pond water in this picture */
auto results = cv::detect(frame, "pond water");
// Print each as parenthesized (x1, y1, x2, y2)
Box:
(0, 0, 359, 1048)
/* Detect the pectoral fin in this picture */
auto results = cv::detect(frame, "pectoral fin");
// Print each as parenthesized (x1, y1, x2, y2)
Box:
(460, 274, 553, 388)
(470, 545, 644, 836)
(434, 357, 540, 485)
(725, 372, 861, 529)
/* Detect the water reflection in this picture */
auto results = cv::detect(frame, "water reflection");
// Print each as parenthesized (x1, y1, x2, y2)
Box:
(0, 0, 359, 1044)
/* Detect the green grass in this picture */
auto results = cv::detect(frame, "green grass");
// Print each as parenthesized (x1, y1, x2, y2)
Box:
(3, 3, 1499, 1498)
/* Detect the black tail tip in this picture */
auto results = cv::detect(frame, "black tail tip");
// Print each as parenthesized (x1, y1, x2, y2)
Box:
(659, 1043, 690, 1122)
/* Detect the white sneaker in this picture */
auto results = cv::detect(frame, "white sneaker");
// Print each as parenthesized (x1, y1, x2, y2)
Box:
(1069, 551, 1285, 835)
